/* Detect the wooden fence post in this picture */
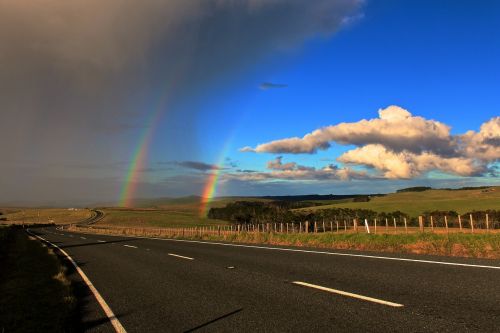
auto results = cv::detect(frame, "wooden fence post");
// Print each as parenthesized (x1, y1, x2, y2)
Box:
(404, 218, 408, 234)
(430, 216, 434, 232)
(385, 218, 389, 233)
(305, 221, 309, 233)
(353, 219, 358, 233)
(374, 219, 377, 234)
(470, 214, 474, 233)
(486, 214, 489, 232)
(323, 221, 326, 233)
(343, 220, 347, 232)
(314, 221, 317, 233)
(299, 222, 302, 233)
(364, 219, 370, 234)
(458, 215, 462, 231)
(418, 216, 424, 232)
(393, 218, 397, 232)
(444, 216, 449, 234)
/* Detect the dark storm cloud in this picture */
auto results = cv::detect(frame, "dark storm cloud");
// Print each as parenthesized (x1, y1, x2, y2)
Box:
(174, 161, 224, 172)
(259, 82, 288, 90)
(236, 169, 258, 173)
(0, 0, 362, 204)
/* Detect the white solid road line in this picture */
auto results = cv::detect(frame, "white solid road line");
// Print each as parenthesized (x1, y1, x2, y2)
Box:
(26, 230, 127, 333)
(144, 238, 500, 270)
(81, 237, 86, 240)
(168, 253, 194, 260)
(123, 245, 138, 249)
(97, 240, 106, 243)
(292, 281, 404, 308)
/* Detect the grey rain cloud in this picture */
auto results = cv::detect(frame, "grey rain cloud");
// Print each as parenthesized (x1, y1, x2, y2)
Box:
(0, 0, 362, 204)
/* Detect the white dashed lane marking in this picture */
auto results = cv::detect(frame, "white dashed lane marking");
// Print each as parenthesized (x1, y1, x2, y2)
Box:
(292, 281, 404, 308)
(168, 253, 194, 260)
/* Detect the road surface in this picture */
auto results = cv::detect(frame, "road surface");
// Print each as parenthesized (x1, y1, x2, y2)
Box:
(31, 227, 500, 332)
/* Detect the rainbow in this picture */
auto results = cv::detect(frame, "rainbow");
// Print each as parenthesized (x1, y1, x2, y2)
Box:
(118, 111, 162, 207)
(199, 140, 233, 217)
(118, 60, 188, 207)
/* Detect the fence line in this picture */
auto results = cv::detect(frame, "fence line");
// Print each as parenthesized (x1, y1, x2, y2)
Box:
(66, 213, 500, 238)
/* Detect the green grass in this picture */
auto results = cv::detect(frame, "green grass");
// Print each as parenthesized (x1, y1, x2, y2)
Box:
(0, 227, 76, 332)
(98, 208, 229, 228)
(213, 231, 500, 258)
(298, 187, 500, 217)
(2, 208, 92, 225)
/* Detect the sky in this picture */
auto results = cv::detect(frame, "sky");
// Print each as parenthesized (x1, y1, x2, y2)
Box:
(0, 0, 499, 206)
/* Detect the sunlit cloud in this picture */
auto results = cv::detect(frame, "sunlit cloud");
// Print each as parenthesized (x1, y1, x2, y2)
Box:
(225, 157, 370, 182)
(242, 106, 500, 179)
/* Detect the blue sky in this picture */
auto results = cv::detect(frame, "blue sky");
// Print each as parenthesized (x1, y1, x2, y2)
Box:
(147, 0, 499, 196)
(1, 0, 499, 204)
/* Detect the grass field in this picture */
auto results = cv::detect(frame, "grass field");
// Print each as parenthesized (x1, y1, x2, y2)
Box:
(0, 227, 76, 332)
(297, 187, 500, 217)
(98, 207, 229, 228)
(1, 208, 92, 225)
(95, 196, 273, 228)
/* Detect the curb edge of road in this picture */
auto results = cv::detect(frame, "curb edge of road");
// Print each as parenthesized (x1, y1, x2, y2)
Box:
(26, 228, 127, 333)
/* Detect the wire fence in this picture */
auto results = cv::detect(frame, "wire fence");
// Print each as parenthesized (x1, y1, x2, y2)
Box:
(66, 213, 500, 237)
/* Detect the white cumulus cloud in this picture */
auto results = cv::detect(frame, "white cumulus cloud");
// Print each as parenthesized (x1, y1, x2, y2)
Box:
(241, 105, 499, 179)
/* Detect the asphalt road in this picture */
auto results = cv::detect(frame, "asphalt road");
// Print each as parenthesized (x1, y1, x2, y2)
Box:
(31, 227, 500, 332)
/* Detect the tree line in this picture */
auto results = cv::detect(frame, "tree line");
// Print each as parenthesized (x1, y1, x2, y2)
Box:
(207, 201, 500, 228)
(207, 201, 409, 225)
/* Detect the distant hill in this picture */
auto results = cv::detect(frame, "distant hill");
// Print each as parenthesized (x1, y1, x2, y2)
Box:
(299, 186, 500, 217)
(127, 196, 202, 208)
(258, 194, 384, 201)
(396, 186, 432, 193)
(396, 185, 492, 193)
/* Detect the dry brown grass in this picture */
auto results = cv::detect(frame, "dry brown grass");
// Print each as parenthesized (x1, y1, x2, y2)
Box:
(2, 208, 92, 225)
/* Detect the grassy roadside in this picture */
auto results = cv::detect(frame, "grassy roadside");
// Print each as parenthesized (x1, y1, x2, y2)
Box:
(0, 227, 76, 332)
(70, 225, 500, 259)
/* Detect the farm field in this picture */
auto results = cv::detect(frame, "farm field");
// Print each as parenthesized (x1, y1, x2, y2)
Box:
(1, 208, 92, 225)
(298, 187, 500, 217)
(93, 196, 273, 228)
(97, 205, 229, 229)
